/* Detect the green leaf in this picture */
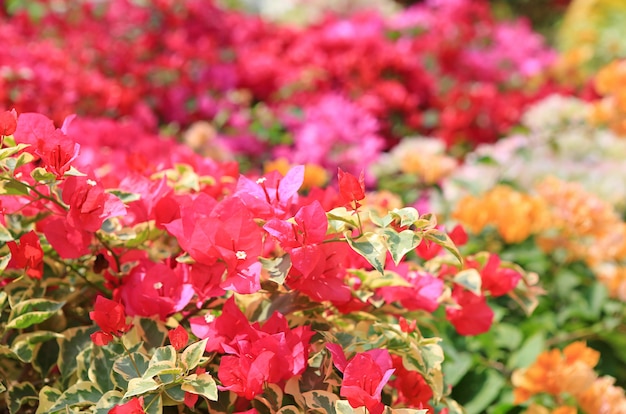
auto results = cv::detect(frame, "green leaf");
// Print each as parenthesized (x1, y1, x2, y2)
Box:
(64, 166, 87, 177)
(93, 390, 124, 414)
(261, 383, 283, 412)
(442, 352, 473, 387)
(0, 143, 30, 160)
(11, 331, 63, 363)
(382, 228, 421, 265)
(137, 317, 169, 351)
(461, 370, 505, 414)
(107, 189, 141, 203)
(47, 381, 103, 412)
(335, 400, 360, 414)
(113, 351, 150, 381)
(359, 270, 411, 289)
(124, 377, 161, 399)
(142, 362, 182, 380)
(424, 229, 463, 265)
(58, 326, 98, 380)
(181, 373, 218, 401)
(30, 167, 57, 183)
(302, 390, 339, 414)
(453, 269, 482, 295)
(0, 179, 30, 196)
(33, 339, 59, 377)
(369, 210, 393, 228)
(277, 406, 302, 414)
(0, 222, 13, 242)
(181, 338, 208, 372)
(35, 386, 62, 414)
(508, 332, 546, 369)
(7, 298, 65, 329)
(389, 207, 419, 227)
(327, 207, 359, 233)
(150, 344, 176, 365)
(260, 255, 292, 285)
(88, 347, 116, 393)
(346, 231, 387, 274)
(163, 383, 186, 403)
(8, 382, 38, 414)
(144, 393, 163, 414)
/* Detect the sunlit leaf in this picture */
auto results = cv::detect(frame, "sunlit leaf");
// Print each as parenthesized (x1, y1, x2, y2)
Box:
(7, 298, 65, 329)
(181, 373, 218, 401)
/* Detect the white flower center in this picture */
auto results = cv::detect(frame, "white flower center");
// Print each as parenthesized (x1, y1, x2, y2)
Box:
(236, 251, 247, 260)
(256, 177, 266, 184)
(86, 179, 97, 186)
(153, 282, 163, 289)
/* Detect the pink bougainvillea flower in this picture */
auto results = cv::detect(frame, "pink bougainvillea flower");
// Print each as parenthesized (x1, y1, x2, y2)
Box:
(234, 166, 304, 220)
(467, 253, 522, 297)
(109, 397, 144, 414)
(191, 298, 313, 400)
(168, 325, 189, 351)
(116, 259, 194, 320)
(62, 175, 127, 233)
(327, 344, 395, 414)
(376, 269, 443, 313)
(13, 113, 80, 178)
(7, 231, 44, 279)
(164, 196, 263, 296)
(41, 216, 92, 259)
(445, 287, 494, 336)
(89, 296, 132, 346)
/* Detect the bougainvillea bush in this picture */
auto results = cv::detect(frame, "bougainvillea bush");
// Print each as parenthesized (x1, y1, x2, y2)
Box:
(0, 0, 568, 166)
(372, 86, 626, 411)
(0, 111, 540, 413)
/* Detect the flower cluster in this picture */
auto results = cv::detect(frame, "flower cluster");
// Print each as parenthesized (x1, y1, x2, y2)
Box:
(0, 110, 538, 413)
(0, 0, 565, 175)
(513, 342, 626, 413)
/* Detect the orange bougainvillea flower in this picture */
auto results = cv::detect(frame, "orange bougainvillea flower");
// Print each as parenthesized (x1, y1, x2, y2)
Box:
(578, 375, 626, 414)
(512, 342, 600, 404)
(453, 185, 549, 244)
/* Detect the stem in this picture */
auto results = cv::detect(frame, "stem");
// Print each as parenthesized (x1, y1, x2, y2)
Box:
(120, 339, 142, 377)
(50, 256, 109, 294)
(0, 176, 68, 211)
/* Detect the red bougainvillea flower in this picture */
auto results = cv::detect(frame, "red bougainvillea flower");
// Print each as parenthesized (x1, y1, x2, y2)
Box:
(337, 168, 365, 210)
(445, 286, 494, 336)
(168, 325, 189, 351)
(389, 355, 433, 410)
(416, 224, 467, 260)
(0, 109, 17, 136)
(467, 253, 522, 297)
(327, 344, 395, 414)
(109, 397, 144, 414)
(89, 296, 132, 346)
(6, 231, 44, 279)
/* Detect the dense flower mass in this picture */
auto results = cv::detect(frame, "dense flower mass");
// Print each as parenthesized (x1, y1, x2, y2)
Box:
(0, 1, 624, 414)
